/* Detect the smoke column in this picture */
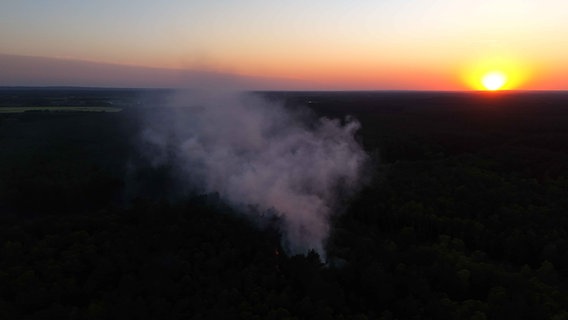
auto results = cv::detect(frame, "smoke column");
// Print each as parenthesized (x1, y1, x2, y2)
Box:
(140, 91, 368, 256)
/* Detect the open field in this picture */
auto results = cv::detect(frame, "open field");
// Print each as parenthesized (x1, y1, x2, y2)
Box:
(0, 106, 122, 113)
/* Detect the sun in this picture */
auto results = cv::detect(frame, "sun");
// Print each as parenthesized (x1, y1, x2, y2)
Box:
(481, 72, 507, 91)
(463, 56, 529, 91)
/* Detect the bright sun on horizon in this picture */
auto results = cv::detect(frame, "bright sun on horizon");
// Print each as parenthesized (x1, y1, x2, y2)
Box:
(481, 72, 507, 91)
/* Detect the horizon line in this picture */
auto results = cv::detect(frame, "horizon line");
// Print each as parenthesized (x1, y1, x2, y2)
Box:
(2, 86, 568, 94)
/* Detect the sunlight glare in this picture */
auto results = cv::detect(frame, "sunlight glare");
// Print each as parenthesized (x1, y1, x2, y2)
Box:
(482, 72, 507, 91)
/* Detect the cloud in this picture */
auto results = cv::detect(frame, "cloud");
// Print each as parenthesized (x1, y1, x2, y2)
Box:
(0, 53, 320, 90)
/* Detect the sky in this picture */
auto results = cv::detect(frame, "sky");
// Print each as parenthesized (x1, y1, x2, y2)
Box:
(1, 0, 568, 90)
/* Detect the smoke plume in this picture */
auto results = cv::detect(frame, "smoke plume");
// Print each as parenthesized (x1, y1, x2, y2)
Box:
(140, 91, 368, 256)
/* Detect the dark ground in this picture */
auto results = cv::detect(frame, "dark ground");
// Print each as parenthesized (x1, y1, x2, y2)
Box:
(1, 88, 568, 319)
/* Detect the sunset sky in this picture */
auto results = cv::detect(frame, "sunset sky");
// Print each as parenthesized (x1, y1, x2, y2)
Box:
(1, 0, 567, 90)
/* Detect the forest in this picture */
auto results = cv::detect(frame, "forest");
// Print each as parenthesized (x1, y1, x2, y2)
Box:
(1, 88, 568, 319)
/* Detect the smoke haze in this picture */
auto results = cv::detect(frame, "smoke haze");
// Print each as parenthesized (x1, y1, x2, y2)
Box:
(140, 91, 368, 256)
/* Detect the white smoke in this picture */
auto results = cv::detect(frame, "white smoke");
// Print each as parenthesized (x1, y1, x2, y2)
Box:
(140, 91, 368, 256)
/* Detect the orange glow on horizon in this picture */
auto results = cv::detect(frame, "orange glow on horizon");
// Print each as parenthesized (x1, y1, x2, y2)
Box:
(215, 56, 463, 91)
(463, 56, 531, 91)
(482, 72, 507, 91)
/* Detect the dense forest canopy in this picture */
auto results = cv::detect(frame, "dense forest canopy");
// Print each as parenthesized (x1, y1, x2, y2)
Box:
(1, 88, 568, 319)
